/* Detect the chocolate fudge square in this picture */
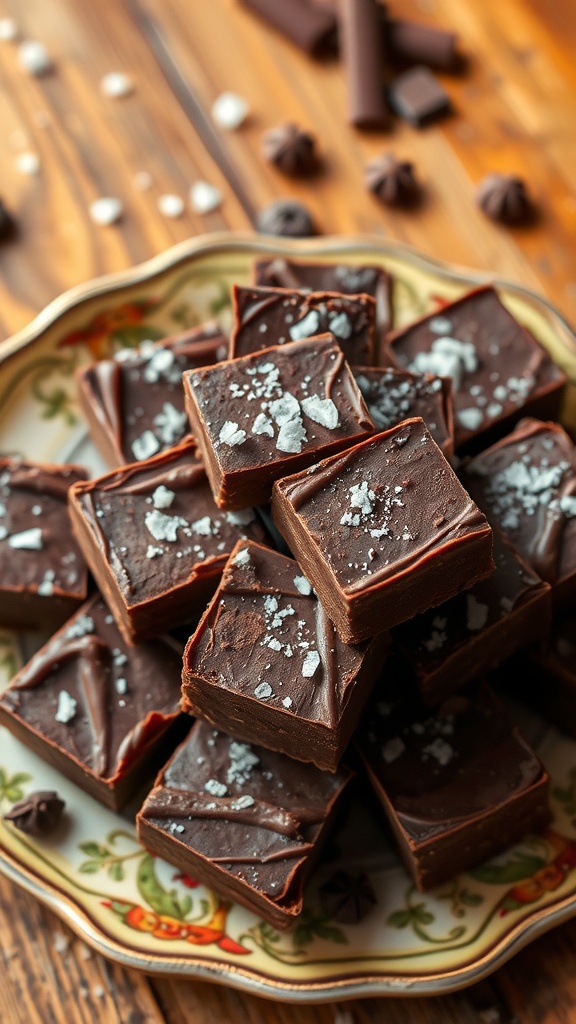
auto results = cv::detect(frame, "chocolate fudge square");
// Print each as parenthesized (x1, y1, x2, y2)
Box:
(76, 323, 228, 467)
(181, 540, 389, 771)
(391, 530, 552, 706)
(252, 257, 393, 352)
(502, 609, 576, 739)
(230, 284, 376, 365)
(136, 719, 352, 929)
(461, 418, 576, 609)
(183, 334, 374, 510)
(356, 681, 551, 891)
(353, 365, 454, 463)
(272, 417, 494, 644)
(68, 439, 271, 644)
(0, 458, 89, 631)
(385, 286, 567, 454)
(0, 595, 186, 810)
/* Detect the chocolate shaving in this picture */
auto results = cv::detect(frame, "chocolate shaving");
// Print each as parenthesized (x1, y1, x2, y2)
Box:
(319, 869, 377, 922)
(144, 786, 326, 837)
(364, 152, 420, 206)
(262, 123, 319, 176)
(476, 173, 535, 225)
(340, 0, 391, 129)
(4, 791, 65, 836)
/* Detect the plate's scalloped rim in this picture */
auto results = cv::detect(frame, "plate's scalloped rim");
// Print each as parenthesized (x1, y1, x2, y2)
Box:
(2, 230, 576, 1003)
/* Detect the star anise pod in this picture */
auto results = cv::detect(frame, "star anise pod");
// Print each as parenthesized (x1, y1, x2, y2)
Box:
(364, 152, 420, 207)
(476, 173, 535, 225)
(262, 123, 319, 177)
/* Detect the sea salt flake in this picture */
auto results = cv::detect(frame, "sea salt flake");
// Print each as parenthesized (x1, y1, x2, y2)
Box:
(55, 690, 77, 724)
(154, 402, 187, 444)
(289, 310, 320, 341)
(269, 392, 300, 425)
(146, 545, 164, 559)
(282, 696, 293, 709)
(158, 193, 184, 218)
(423, 737, 454, 765)
(211, 91, 249, 129)
(145, 509, 188, 542)
(205, 778, 227, 797)
(382, 736, 405, 763)
(219, 420, 247, 446)
(8, 527, 42, 550)
(190, 180, 222, 214)
(457, 407, 484, 431)
(225, 508, 255, 527)
(233, 546, 251, 566)
(100, 71, 133, 97)
(152, 485, 175, 509)
(301, 395, 339, 429)
(255, 681, 273, 699)
(328, 310, 352, 339)
(252, 412, 274, 437)
(89, 197, 123, 226)
(191, 516, 213, 536)
(231, 794, 255, 811)
(466, 594, 489, 632)
(302, 650, 320, 678)
(18, 40, 52, 76)
(293, 575, 312, 595)
(276, 417, 306, 453)
(115, 677, 128, 695)
(15, 151, 40, 176)
(0, 18, 18, 40)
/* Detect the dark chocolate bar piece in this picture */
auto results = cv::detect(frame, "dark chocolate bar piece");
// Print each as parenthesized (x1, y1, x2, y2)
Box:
(0, 596, 186, 810)
(356, 680, 551, 890)
(385, 285, 567, 454)
(461, 417, 576, 609)
(386, 19, 460, 72)
(272, 417, 494, 644)
(238, 0, 338, 56)
(183, 334, 374, 510)
(352, 365, 454, 462)
(388, 66, 452, 127)
(75, 324, 227, 468)
(391, 530, 552, 706)
(230, 284, 376, 364)
(68, 439, 271, 644)
(252, 257, 393, 349)
(182, 540, 389, 771)
(340, 0, 391, 129)
(0, 458, 89, 631)
(136, 719, 352, 929)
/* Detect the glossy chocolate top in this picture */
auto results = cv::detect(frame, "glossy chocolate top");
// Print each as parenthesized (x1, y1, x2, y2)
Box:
(252, 257, 392, 338)
(357, 681, 545, 842)
(78, 324, 227, 464)
(230, 284, 375, 364)
(184, 335, 374, 475)
(462, 418, 576, 587)
(70, 441, 269, 607)
(0, 458, 88, 599)
(386, 286, 566, 451)
(352, 365, 453, 457)
(139, 719, 351, 905)
(0, 596, 183, 781)
(391, 530, 551, 673)
(274, 417, 491, 595)
(184, 540, 373, 728)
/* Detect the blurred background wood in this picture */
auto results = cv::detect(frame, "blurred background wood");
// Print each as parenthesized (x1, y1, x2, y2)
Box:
(1, 0, 576, 1020)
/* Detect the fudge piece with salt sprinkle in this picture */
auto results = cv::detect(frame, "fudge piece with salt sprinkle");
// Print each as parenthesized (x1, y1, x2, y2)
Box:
(183, 334, 374, 510)
(0, 457, 89, 631)
(384, 285, 566, 455)
(75, 323, 228, 468)
(136, 718, 353, 929)
(461, 418, 576, 609)
(68, 438, 271, 644)
(352, 365, 454, 463)
(229, 283, 376, 364)
(356, 680, 551, 890)
(0, 595, 187, 810)
(272, 417, 494, 645)
(181, 540, 389, 771)
(391, 530, 552, 706)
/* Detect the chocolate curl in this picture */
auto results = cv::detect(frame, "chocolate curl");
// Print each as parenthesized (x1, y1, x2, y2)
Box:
(387, 19, 459, 73)
(238, 0, 338, 57)
(340, 0, 391, 129)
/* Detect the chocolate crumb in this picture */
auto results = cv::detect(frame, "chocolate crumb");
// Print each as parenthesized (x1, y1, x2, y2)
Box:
(319, 869, 377, 923)
(476, 173, 535, 225)
(0, 199, 17, 241)
(255, 198, 317, 237)
(364, 152, 421, 207)
(3, 791, 65, 836)
(262, 123, 319, 177)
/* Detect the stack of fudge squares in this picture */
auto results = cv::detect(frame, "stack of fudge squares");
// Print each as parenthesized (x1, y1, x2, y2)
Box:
(2, 256, 575, 929)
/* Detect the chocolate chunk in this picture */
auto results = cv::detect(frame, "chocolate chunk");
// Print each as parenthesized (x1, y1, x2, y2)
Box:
(239, 0, 338, 57)
(0, 198, 17, 242)
(363, 152, 421, 206)
(386, 19, 460, 72)
(476, 173, 535, 225)
(340, 0, 391, 129)
(388, 66, 452, 127)
(319, 869, 377, 922)
(3, 791, 65, 837)
(262, 123, 319, 176)
(255, 198, 317, 237)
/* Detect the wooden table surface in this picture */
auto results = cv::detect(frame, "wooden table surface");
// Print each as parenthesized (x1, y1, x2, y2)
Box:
(2, 0, 576, 1020)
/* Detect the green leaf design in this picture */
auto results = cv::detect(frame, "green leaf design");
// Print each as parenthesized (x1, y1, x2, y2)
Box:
(78, 841, 109, 860)
(108, 861, 125, 882)
(208, 281, 232, 318)
(79, 861, 102, 874)
(136, 854, 190, 920)
(412, 904, 434, 925)
(387, 909, 413, 929)
(0, 768, 32, 804)
(312, 922, 347, 944)
(470, 852, 547, 885)
(459, 889, 484, 907)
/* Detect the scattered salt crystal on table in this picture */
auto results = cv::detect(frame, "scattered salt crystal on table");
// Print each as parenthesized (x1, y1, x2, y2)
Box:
(190, 180, 222, 214)
(211, 91, 249, 130)
(15, 151, 40, 176)
(157, 193, 184, 218)
(18, 40, 52, 76)
(0, 17, 18, 41)
(133, 170, 152, 191)
(100, 71, 133, 98)
(89, 197, 123, 226)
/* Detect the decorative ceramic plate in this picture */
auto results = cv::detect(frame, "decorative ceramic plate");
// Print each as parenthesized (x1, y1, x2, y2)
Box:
(1, 233, 576, 1004)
